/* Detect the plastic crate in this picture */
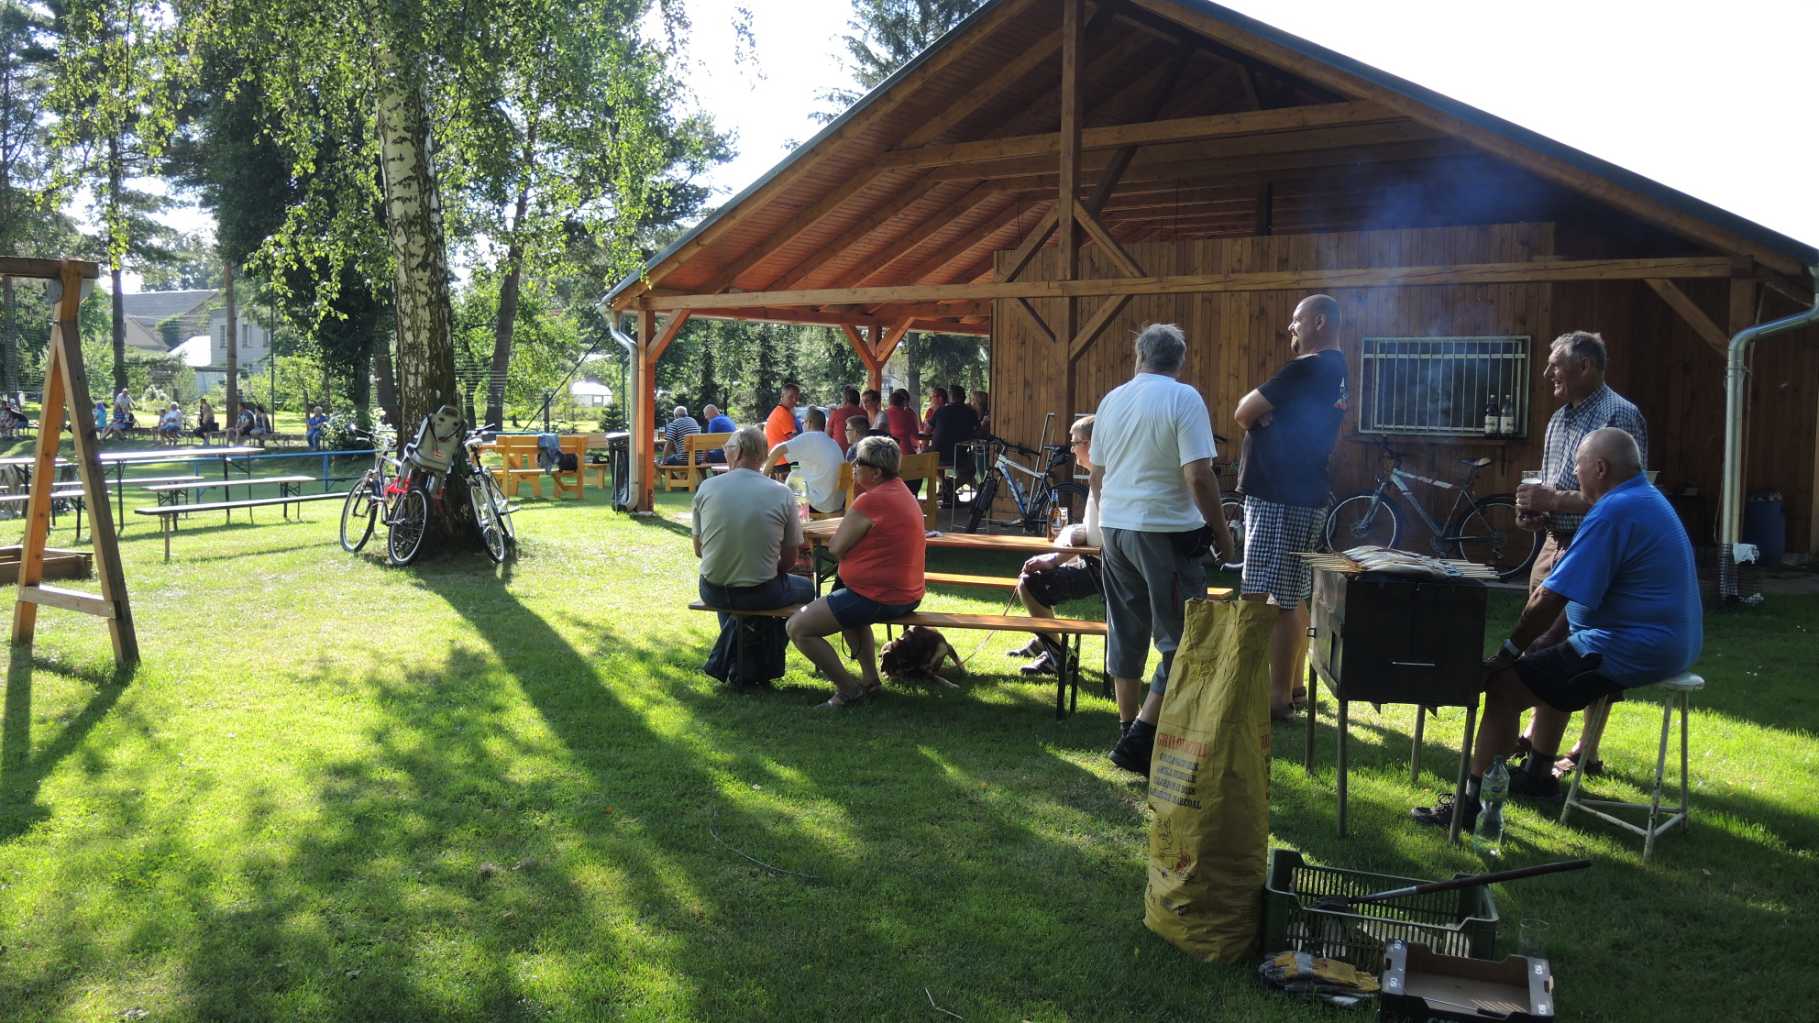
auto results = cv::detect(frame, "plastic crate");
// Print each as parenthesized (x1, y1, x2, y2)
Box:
(1260, 849, 1498, 970)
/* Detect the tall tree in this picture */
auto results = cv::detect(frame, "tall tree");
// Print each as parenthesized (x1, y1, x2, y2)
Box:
(817, 0, 984, 119)
(45, 0, 180, 391)
(137, 229, 220, 289)
(439, 0, 728, 430)
(1, 0, 61, 393)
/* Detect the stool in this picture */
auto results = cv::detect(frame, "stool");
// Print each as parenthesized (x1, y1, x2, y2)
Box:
(1559, 672, 1703, 859)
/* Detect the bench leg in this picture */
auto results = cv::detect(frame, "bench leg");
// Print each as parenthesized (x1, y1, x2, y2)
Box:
(163, 517, 171, 562)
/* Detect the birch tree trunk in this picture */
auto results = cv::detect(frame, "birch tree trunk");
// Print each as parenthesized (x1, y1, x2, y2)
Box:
(375, 43, 465, 540)
(375, 47, 456, 437)
(223, 259, 239, 421)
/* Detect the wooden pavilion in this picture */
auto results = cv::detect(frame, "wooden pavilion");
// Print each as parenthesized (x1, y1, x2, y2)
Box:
(607, 0, 1819, 554)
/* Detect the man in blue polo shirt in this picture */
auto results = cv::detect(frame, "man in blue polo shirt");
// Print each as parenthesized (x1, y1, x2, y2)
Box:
(1414, 428, 1701, 830)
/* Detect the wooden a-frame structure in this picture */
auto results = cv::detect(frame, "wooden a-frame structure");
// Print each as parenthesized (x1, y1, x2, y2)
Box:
(3, 256, 139, 667)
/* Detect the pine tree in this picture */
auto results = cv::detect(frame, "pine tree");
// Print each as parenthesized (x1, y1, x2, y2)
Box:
(817, 0, 985, 119)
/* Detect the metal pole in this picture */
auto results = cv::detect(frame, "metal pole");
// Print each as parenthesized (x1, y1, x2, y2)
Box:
(1718, 265, 1819, 602)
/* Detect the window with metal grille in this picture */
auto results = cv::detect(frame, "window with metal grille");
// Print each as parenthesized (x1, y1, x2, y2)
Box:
(1358, 336, 1531, 438)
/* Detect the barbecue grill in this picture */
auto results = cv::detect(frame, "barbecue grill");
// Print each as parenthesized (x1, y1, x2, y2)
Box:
(1302, 567, 1489, 842)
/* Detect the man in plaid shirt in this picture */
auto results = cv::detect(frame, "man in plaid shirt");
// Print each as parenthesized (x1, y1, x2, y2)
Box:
(1512, 330, 1647, 776)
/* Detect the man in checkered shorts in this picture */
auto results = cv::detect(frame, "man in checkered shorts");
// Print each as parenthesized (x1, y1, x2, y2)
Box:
(1234, 294, 1349, 719)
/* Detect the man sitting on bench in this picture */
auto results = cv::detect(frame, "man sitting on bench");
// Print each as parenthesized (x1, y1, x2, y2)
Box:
(694, 426, 813, 690)
(1011, 414, 1101, 677)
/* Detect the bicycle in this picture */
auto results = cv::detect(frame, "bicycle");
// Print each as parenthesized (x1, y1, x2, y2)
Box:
(339, 424, 398, 555)
(962, 434, 1087, 534)
(340, 411, 516, 565)
(1322, 435, 1541, 580)
(1212, 433, 1245, 569)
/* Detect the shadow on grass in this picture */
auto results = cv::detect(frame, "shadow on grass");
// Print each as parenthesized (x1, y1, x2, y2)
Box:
(0, 654, 127, 841)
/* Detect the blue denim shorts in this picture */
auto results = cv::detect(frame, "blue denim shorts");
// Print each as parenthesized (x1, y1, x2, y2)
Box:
(827, 580, 919, 629)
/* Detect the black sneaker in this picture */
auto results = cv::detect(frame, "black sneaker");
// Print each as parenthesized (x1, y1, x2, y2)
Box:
(1110, 719, 1157, 776)
(1018, 652, 1058, 676)
(1007, 638, 1043, 658)
(1508, 765, 1562, 799)
(1118, 720, 1134, 739)
(1410, 793, 1480, 832)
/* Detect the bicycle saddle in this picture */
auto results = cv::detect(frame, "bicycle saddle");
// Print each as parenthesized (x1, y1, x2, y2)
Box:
(1458, 457, 1493, 468)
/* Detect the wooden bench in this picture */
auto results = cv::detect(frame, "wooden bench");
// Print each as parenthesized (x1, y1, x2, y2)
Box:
(582, 432, 611, 490)
(0, 487, 92, 537)
(688, 600, 1108, 718)
(490, 435, 544, 500)
(659, 431, 731, 493)
(134, 492, 347, 561)
(550, 434, 588, 499)
(924, 571, 1021, 591)
(143, 475, 318, 521)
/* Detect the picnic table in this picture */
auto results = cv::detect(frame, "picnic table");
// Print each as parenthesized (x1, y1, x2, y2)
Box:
(0, 446, 262, 527)
(802, 516, 1099, 565)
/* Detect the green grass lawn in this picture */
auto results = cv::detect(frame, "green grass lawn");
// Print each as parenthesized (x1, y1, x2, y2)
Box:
(0, 460, 1814, 1021)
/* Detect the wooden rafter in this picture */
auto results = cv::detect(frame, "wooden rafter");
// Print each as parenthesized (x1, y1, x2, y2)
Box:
(839, 185, 1002, 288)
(872, 199, 1044, 291)
(840, 324, 884, 374)
(1128, 0, 1809, 276)
(1071, 294, 1132, 360)
(877, 101, 1395, 172)
(619, 0, 1045, 301)
(1074, 206, 1144, 277)
(1644, 278, 1728, 355)
(926, 120, 1448, 183)
(756, 179, 951, 292)
(648, 310, 693, 360)
(876, 320, 914, 364)
(640, 257, 1737, 312)
(698, 178, 942, 295)
(1000, 207, 1060, 283)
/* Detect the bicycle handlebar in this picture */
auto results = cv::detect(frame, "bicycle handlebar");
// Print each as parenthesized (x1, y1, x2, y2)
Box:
(987, 434, 1040, 457)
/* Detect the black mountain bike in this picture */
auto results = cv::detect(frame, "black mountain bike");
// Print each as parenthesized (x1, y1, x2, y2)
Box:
(963, 435, 1087, 534)
(1323, 435, 1541, 580)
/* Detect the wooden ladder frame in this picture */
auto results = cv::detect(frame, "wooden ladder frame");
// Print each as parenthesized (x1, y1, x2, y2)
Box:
(4, 257, 139, 666)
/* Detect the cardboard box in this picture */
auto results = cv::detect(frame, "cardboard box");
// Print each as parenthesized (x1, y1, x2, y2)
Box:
(1379, 940, 1554, 1021)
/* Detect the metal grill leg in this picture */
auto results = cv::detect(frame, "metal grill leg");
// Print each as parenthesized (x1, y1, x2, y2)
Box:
(1679, 691, 1691, 835)
(1411, 706, 1427, 783)
(1303, 664, 1317, 775)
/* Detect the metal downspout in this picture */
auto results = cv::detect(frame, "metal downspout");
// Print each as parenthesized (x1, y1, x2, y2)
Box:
(1718, 267, 1819, 602)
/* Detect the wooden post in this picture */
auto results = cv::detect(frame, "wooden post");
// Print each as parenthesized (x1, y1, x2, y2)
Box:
(1058, 0, 1084, 421)
(8, 257, 137, 667)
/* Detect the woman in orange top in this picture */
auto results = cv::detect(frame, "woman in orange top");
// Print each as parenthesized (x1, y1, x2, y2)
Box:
(787, 436, 927, 709)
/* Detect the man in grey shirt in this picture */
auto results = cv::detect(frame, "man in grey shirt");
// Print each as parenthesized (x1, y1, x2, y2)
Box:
(694, 427, 813, 687)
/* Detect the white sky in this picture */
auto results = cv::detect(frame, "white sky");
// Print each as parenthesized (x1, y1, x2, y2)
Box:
(148, 0, 1818, 289)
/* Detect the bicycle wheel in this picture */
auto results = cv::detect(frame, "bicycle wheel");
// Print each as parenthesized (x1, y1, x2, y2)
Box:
(479, 470, 514, 547)
(964, 475, 998, 533)
(386, 486, 430, 566)
(1449, 495, 1541, 581)
(1220, 497, 1245, 567)
(1324, 493, 1400, 553)
(470, 472, 510, 563)
(340, 470, 378, 553)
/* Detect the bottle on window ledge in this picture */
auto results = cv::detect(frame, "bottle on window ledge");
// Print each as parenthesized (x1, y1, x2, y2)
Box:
(1483, 395, 1499, 437)
(1498, 395, 1516, 436)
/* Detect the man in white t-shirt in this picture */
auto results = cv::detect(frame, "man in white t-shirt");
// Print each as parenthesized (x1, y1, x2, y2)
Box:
(768, 406, 848, 515)
(1011, 414, 1102, 676)
(1092, 323, 1236, 776)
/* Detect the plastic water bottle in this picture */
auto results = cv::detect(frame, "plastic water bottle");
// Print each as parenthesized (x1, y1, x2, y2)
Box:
(1472, 756, 1509, 858)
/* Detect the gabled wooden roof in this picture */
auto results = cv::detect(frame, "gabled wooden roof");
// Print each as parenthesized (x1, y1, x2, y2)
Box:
(608, 0, 1816, 332)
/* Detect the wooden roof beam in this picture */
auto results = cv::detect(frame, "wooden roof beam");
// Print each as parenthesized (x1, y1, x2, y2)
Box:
(1644, 278, 1730, 356)
(836, 185, 1006, 289)
(1127, 0, 1809, 276)
(620, 0, 1046, 301)
(640, 256, 1736, 312)
(878, 100, 1397, 172)
(927, 121, 1452, 182)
